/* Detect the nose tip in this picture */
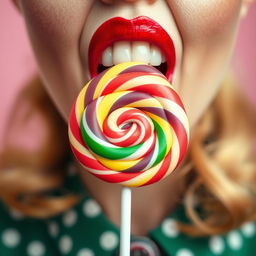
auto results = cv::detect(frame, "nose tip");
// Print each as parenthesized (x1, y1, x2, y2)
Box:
(100, 0, 156, 5)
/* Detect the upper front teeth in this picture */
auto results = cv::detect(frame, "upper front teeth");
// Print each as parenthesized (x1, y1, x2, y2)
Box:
(102, 46, 113, 66)
(113, 41, 131, 64)
(132, 41, 150, 64)
(101, 41, 166, 67)
(150, 45, 162, 66)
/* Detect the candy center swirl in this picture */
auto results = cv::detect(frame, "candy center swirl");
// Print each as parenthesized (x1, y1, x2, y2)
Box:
(80, 91, 173, 173)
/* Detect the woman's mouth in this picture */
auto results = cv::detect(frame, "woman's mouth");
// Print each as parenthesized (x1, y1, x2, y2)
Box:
(88, 16, 176, 82)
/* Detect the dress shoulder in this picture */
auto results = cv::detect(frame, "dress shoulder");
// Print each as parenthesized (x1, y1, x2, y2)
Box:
(0, 200, 60, 256)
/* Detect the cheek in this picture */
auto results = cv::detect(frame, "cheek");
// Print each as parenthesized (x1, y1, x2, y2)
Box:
(20, 0, 90, 49)
(168, 0, 242, 42)
(166, 0, 242, 128)
(19, 0, 94, 120)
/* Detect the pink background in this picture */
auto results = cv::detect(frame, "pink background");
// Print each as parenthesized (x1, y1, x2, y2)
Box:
(0, 1, 256, 151)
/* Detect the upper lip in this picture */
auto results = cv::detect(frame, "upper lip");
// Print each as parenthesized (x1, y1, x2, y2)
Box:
(88, 16, 176, 82)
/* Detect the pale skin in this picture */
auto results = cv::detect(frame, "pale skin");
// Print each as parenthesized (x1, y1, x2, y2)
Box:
(14, 0, 253, 235)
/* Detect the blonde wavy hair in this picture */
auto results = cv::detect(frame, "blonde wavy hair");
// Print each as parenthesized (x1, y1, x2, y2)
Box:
(0, 73, 255, 236)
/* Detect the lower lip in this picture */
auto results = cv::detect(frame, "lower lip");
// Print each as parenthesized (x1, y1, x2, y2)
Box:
(88, 16, 176, 82)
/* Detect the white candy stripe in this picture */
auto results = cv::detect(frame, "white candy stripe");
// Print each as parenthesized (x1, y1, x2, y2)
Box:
(85, 167, 117, 175)
(112, 118, 147, 145)
(82, 111, 120, 148)
(95, 96, 103, 130)
(145, 134, 159, 169)
(157, 97, 189, 138)
(75, 85, 88, 123)
(163, 131, 180, 178)
(68, 128, 95, 159)
(130, 114, 154, 146)
(120, 158, 164, 187)
(96, 62, 146, 96)
(107, 124, 137, 143)
(98, 76, 116, 96)
(130, 121, 145, 146)
(106, 108, 128, 133)
(121, 132, 155, 160)
(117, 75, 171, 91)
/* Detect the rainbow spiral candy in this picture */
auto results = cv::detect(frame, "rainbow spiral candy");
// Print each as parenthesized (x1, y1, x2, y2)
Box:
(68, 62, 189, 187)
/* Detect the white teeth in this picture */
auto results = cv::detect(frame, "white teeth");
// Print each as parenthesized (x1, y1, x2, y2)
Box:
(150, 45, 161, 66)
(132, 41, 150, 64)
(113, 41, 131, 65)
(100, 41, 167, 67)
(101, 46, 113, 67)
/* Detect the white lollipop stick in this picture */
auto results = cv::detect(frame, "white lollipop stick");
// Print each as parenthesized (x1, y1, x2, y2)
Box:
(120, 187, 132, 256)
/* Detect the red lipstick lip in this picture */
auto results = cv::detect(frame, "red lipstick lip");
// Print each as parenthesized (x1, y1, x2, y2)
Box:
(88, 16, 176, 82)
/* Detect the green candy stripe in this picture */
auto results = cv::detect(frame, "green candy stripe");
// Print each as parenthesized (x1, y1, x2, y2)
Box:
(80, 118, 144, 160)
(80, 117, 168, 165)
(151, 120, 167, 166)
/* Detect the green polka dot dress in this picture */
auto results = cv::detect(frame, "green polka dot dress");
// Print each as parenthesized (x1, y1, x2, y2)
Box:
(0, 164, 255, 256)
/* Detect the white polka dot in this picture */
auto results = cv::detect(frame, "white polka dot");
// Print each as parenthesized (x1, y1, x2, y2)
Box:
(227, 231, 242, 250)
(176, 248, 194, 256)
(63, 210, 77, 227)
(161, 218, 179, 237)
(9, 208, 24, 220)
(209, 236, 225, 254)
(59, 235, 73, 254)
(2, 229, 21, 248)
(27, 241, 45, 256)
(83, 199, 101, 217)
(241, 222, 255, 237)
(77, 248, 95, 256)
(48, 221, 59, 237)
(99, 231, 118, 251)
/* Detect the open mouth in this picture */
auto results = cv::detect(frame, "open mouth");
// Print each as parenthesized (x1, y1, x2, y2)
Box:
(88, 16, 176, 82)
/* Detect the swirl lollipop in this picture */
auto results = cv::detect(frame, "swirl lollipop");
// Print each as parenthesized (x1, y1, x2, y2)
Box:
(68, 62, 189, 187)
